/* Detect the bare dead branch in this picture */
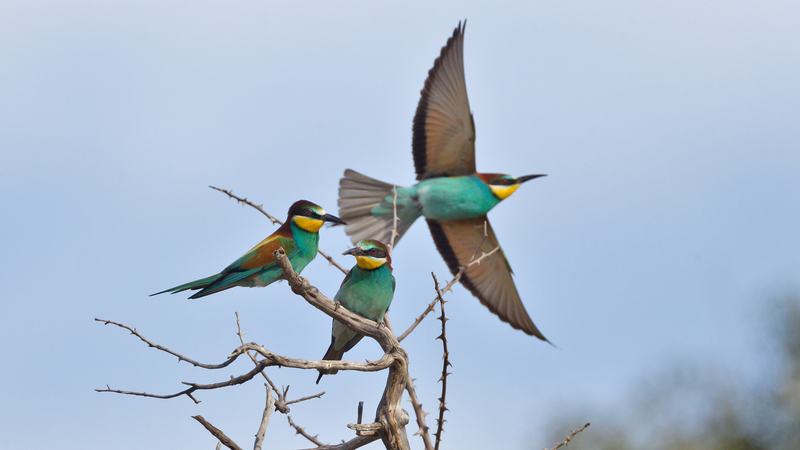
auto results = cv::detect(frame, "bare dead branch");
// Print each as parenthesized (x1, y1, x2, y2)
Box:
(405, 378, 433, 449)
(431, 274, 451, 450)
(348, 422, 382, 436)
(192, 415, 244, 450)
(545, 423, 591, 450)
(254, 384, 275, 450)
(397, 298, 438, 342)
(209, 185, 349, 275)
(299, 435, 379, 450)
(94, 318, 238, 370)
(235, 312, 324, 415)
(284, 391, 326, 407)
(288, 415, 325, 447)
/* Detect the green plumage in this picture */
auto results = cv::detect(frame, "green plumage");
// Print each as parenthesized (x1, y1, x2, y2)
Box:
(152, 200, 344, 299)
(317, 240, 395, 383)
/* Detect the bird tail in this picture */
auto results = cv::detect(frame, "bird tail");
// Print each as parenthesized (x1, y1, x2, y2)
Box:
(316, 338, 345, 383)
(338, 169, 419, 246)
(150, 274, 221, 297)
(316, 333, 364, 383)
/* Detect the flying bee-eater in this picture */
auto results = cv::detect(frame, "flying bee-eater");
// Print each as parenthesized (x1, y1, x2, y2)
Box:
(152, 200, 345, 299)
(338, 21, 548, 340)
(317, 240, 395, 383)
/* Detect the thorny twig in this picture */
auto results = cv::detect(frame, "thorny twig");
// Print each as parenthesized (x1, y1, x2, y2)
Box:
(95, 323, 392, 404)
(405, 378, 432, 449)
(432, 273, 451, 450)
(95, 318, 237, 371)
(209, 185, 349, 275)
(288, 415, 325, 447)
(545, 423, 591, 450)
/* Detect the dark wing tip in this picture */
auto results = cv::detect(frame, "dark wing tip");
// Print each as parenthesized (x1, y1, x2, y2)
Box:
(412, 22, 468, 181)
(425, 219, 549, 340)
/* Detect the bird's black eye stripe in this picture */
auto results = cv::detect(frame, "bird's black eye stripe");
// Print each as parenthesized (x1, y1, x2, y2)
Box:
(305, 209, 316, 217)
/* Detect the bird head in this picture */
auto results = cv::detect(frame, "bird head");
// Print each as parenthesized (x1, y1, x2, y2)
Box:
(342, 239, 392, 271)
(288, 200, 346, 233)
(478, 173, 547, 200)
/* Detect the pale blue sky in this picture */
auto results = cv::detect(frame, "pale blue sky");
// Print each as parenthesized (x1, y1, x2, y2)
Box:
(1, 1, 799, 448)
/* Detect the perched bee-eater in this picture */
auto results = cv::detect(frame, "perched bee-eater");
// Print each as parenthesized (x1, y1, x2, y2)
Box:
(338, 22, 548, 340)
(152, 200, 345, 299)
(317, 240, 395, 383)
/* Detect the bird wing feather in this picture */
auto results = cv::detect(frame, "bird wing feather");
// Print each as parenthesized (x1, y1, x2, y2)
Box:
(425, 216, 547, 340)
(223, 233, 298, 272)
(412, 21, 476, 180)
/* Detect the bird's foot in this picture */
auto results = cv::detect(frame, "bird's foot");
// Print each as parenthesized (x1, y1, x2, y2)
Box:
(366, 358, 380, 366)
(334, 301, 341, 311)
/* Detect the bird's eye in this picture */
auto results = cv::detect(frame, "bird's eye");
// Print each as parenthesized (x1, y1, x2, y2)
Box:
(503, 178, 512, 185)
(305, 209, 316, 217)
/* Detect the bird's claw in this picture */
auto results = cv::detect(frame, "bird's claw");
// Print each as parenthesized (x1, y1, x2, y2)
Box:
(334, 301, 341, 311)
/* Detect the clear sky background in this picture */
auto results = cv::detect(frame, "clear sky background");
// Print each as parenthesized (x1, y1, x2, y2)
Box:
(1, 1, 799, 448)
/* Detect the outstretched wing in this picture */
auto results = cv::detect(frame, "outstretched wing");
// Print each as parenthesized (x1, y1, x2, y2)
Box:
(413, 21, 476, 180)
(426, 216, 547, 340)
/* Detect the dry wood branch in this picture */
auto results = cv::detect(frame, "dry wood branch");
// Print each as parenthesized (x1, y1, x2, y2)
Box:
(254, 384, 275, 450)
(299, 435, 379, 450)
(545, 423, 590, 450)
(431, 274, 451, 450)
(192, 415, 243, 450)
(235, 312, 324, 417)
(209, 185, 349, 275)
(95, 318, 238, 370)
(288, 415, 325, 447)
(405, 378, 433, 449)
(273, 248, 410, 450)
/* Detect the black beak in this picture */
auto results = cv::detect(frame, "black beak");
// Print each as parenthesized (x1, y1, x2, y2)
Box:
(342, 247, 367, 257)
(517, 174, 547, 184)
(322, 213, 346, 226)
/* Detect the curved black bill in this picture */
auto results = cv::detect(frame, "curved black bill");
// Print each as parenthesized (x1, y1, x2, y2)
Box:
(342, 247, 366, 257)
(322, 213, 346, 226)
(517, 174, 547, 184)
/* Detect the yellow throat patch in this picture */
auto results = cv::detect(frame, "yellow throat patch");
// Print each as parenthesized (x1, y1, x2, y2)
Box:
(355, 256, 385, 270)
(293, 215, 324, 233)
(489, 183, 520, 200)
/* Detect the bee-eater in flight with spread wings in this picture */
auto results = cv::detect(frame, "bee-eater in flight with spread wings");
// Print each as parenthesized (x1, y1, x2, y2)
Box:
(338, 22, 548, 340)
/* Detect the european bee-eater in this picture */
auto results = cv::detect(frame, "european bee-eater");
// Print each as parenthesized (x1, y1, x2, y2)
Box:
(152, 200, 345, 299)
(317, 240, 395, 383)
(338, 22, 548, 340)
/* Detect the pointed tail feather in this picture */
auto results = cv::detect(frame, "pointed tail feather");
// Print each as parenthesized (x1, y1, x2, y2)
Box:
(187, 266, 266, 299)
(316, 334, 365, 383)
(150, 273, 221, 296)
(338, 169, 418, 246)
(316, 337, 345, 383)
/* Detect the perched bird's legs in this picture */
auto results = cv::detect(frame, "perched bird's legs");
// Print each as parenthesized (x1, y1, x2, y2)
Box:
(334, 300, 341, 311)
